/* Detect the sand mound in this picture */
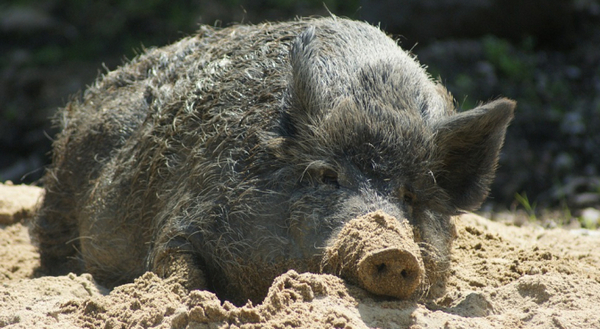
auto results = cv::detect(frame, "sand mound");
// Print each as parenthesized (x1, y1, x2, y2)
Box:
(1, 183, 600, 328)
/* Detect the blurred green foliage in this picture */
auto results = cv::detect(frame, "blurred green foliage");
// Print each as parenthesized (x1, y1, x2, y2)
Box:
(5, 0, 360, 67)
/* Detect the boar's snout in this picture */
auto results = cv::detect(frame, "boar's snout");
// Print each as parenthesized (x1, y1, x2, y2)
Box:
(357, 247, 422, 299)
(322, 211, 425, 299)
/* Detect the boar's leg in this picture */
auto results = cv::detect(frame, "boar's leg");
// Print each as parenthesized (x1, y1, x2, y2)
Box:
(31, 191, 82, 275)
(151, 239, 208, 291)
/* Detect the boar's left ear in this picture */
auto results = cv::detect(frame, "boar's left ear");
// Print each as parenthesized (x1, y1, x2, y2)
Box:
(433, 98, 516, 211)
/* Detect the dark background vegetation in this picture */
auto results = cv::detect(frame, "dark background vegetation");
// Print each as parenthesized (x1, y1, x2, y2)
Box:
(1, 0, 599, 225)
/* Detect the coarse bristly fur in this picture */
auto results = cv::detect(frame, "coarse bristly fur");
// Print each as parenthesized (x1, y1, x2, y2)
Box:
(31, 16, 515, 305)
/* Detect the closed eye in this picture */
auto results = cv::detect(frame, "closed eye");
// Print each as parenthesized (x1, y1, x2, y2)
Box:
(321, 168, 339, 187)
(399, 187, 416, 205)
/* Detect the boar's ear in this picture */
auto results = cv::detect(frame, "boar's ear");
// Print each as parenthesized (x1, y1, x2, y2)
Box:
(434, 98, 515, 211)
(286, 26, 326, 132)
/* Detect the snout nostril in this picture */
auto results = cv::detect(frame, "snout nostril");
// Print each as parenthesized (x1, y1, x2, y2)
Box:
(373, 262, 412, 280)
(400, 269, 408, 278)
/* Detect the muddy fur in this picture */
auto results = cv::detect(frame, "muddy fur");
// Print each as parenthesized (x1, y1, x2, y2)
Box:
(32, 17, 514, 305)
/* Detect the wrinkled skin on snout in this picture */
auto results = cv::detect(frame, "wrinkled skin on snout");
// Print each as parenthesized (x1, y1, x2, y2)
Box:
(32, 17, 515, 305)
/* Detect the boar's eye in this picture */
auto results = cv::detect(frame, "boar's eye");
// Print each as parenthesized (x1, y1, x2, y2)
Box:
(321, 168, 339, 187)
(399, 188, 416, 205)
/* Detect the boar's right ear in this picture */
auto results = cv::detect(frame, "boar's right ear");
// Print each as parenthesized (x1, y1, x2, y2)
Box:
(434, 98, 515, 211)
(285, 26, 326, 134)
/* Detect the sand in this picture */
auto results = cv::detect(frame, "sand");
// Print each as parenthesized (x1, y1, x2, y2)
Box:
(1, 183, 599, 328)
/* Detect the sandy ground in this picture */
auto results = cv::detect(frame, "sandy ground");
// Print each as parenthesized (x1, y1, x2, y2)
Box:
(1, 183, 600, 329)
